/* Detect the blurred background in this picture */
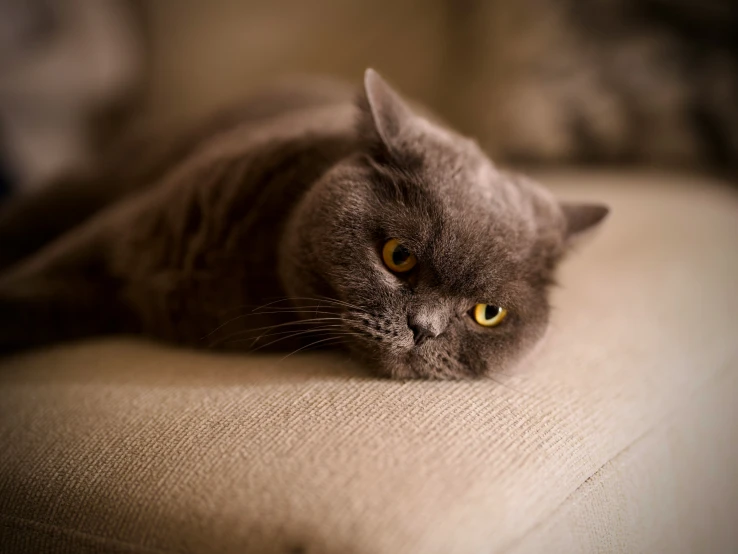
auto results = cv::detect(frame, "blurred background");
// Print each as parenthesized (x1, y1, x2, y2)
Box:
(0, 0, 736, 199)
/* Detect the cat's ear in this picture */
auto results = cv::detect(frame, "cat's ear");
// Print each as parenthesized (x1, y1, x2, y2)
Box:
(359, 68, 416, 152)
(560, 202, 610, 241)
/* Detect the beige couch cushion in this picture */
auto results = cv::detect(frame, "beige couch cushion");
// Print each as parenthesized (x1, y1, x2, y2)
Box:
(1, 170, 737, 553)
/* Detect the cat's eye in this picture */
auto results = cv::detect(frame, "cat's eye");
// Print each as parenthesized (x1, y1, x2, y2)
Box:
(473, 304, 508, 327)
(382, 239, 417, 273)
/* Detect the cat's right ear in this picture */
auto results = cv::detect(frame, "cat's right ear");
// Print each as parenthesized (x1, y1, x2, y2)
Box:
(560, 202, 610, 244)
(358, 68, 416, 154)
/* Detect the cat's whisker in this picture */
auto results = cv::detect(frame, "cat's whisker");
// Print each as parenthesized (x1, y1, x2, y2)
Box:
(252, 310, 340, 317)
(245, 316, 344, 333)
(216, 303, 264, 318)
(249, 297, 300, 312)
(250, 296, 344, 313)
(251, 295, 368, 315)
(252, 306, 343, 313)
(215, 298, 320, 318)
(202, 313, 255, 340)
(246, 324, 346, 349)
(221, 327, 355, 352)
(278, 336, 351, 362)
(207, 316, 343, 347)
(485, 374, 534, 397)
(313, 295, 365, 311)
(202, 311, 343, 342)
(246, 324, 346, 343)
(246, 328, 358, 353)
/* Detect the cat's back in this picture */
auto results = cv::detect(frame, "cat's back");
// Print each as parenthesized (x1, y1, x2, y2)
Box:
(0, 78, 361, 272)
(0, 79, 364, 349)
(113, 75, 360, 189)
(190, 94, 358, 169)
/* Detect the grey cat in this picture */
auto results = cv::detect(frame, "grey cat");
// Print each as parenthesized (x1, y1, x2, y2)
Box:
(0, 70, 608, 379)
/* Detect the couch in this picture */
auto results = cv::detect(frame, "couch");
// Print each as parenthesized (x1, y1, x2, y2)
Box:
(1, 169, 737, 553)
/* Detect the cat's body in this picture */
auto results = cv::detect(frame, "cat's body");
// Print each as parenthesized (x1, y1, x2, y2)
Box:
(0, 71, 608, 379)
(0, 88, 357, 353)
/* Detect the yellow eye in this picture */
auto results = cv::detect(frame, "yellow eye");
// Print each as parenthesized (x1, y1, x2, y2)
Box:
(382, 239, 417, 273)
(473, 304, 508, 327)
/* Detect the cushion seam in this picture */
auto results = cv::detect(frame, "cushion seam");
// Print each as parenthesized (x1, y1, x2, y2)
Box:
(0, 513, 180, 554)
(495, 356, 737, 554)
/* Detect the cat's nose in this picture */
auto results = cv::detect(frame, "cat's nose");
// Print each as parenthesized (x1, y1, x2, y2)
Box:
(407, 313, 445, 346)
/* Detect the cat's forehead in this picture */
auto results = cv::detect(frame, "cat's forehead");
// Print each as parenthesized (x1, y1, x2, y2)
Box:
(406, 162, 557, 296)
(417, 151, 548, 236)
(426, 210, 538, 296)
(412, 127, 532, 209)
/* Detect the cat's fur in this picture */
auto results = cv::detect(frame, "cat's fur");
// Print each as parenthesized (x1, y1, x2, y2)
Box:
(0, 70, 608, 379)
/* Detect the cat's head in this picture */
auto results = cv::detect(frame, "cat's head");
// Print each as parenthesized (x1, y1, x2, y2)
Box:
(280, 69, 608, 379)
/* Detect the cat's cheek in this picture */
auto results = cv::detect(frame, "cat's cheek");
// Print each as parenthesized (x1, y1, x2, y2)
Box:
(509, 324, 550, 374)
(378, 355, 418, 380)
(343, 340, 406, 379)
(484, 319, 549, 377)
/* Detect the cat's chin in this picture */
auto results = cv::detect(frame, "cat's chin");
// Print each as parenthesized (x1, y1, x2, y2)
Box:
(347, 343, 477, 381)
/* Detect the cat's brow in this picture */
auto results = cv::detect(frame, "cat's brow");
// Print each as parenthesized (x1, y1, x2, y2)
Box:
(367, 161, 437, 211)
(432, 248, 527, 301)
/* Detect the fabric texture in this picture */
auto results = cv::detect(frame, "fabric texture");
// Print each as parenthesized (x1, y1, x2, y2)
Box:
(1, 170, 737, 554)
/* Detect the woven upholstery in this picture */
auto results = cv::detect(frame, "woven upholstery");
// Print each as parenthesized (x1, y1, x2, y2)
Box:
(1, 170, 737, 553)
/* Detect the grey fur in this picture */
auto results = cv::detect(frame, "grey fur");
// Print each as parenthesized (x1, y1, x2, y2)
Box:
(0, 70, 608, 379)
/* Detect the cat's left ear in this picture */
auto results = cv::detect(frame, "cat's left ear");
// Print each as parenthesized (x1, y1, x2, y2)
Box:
(360, 68, 417, 152)
(560, 202, 610, 242)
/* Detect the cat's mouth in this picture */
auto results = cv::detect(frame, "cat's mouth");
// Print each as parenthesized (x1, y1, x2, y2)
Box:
(338, 317, 470, 379)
